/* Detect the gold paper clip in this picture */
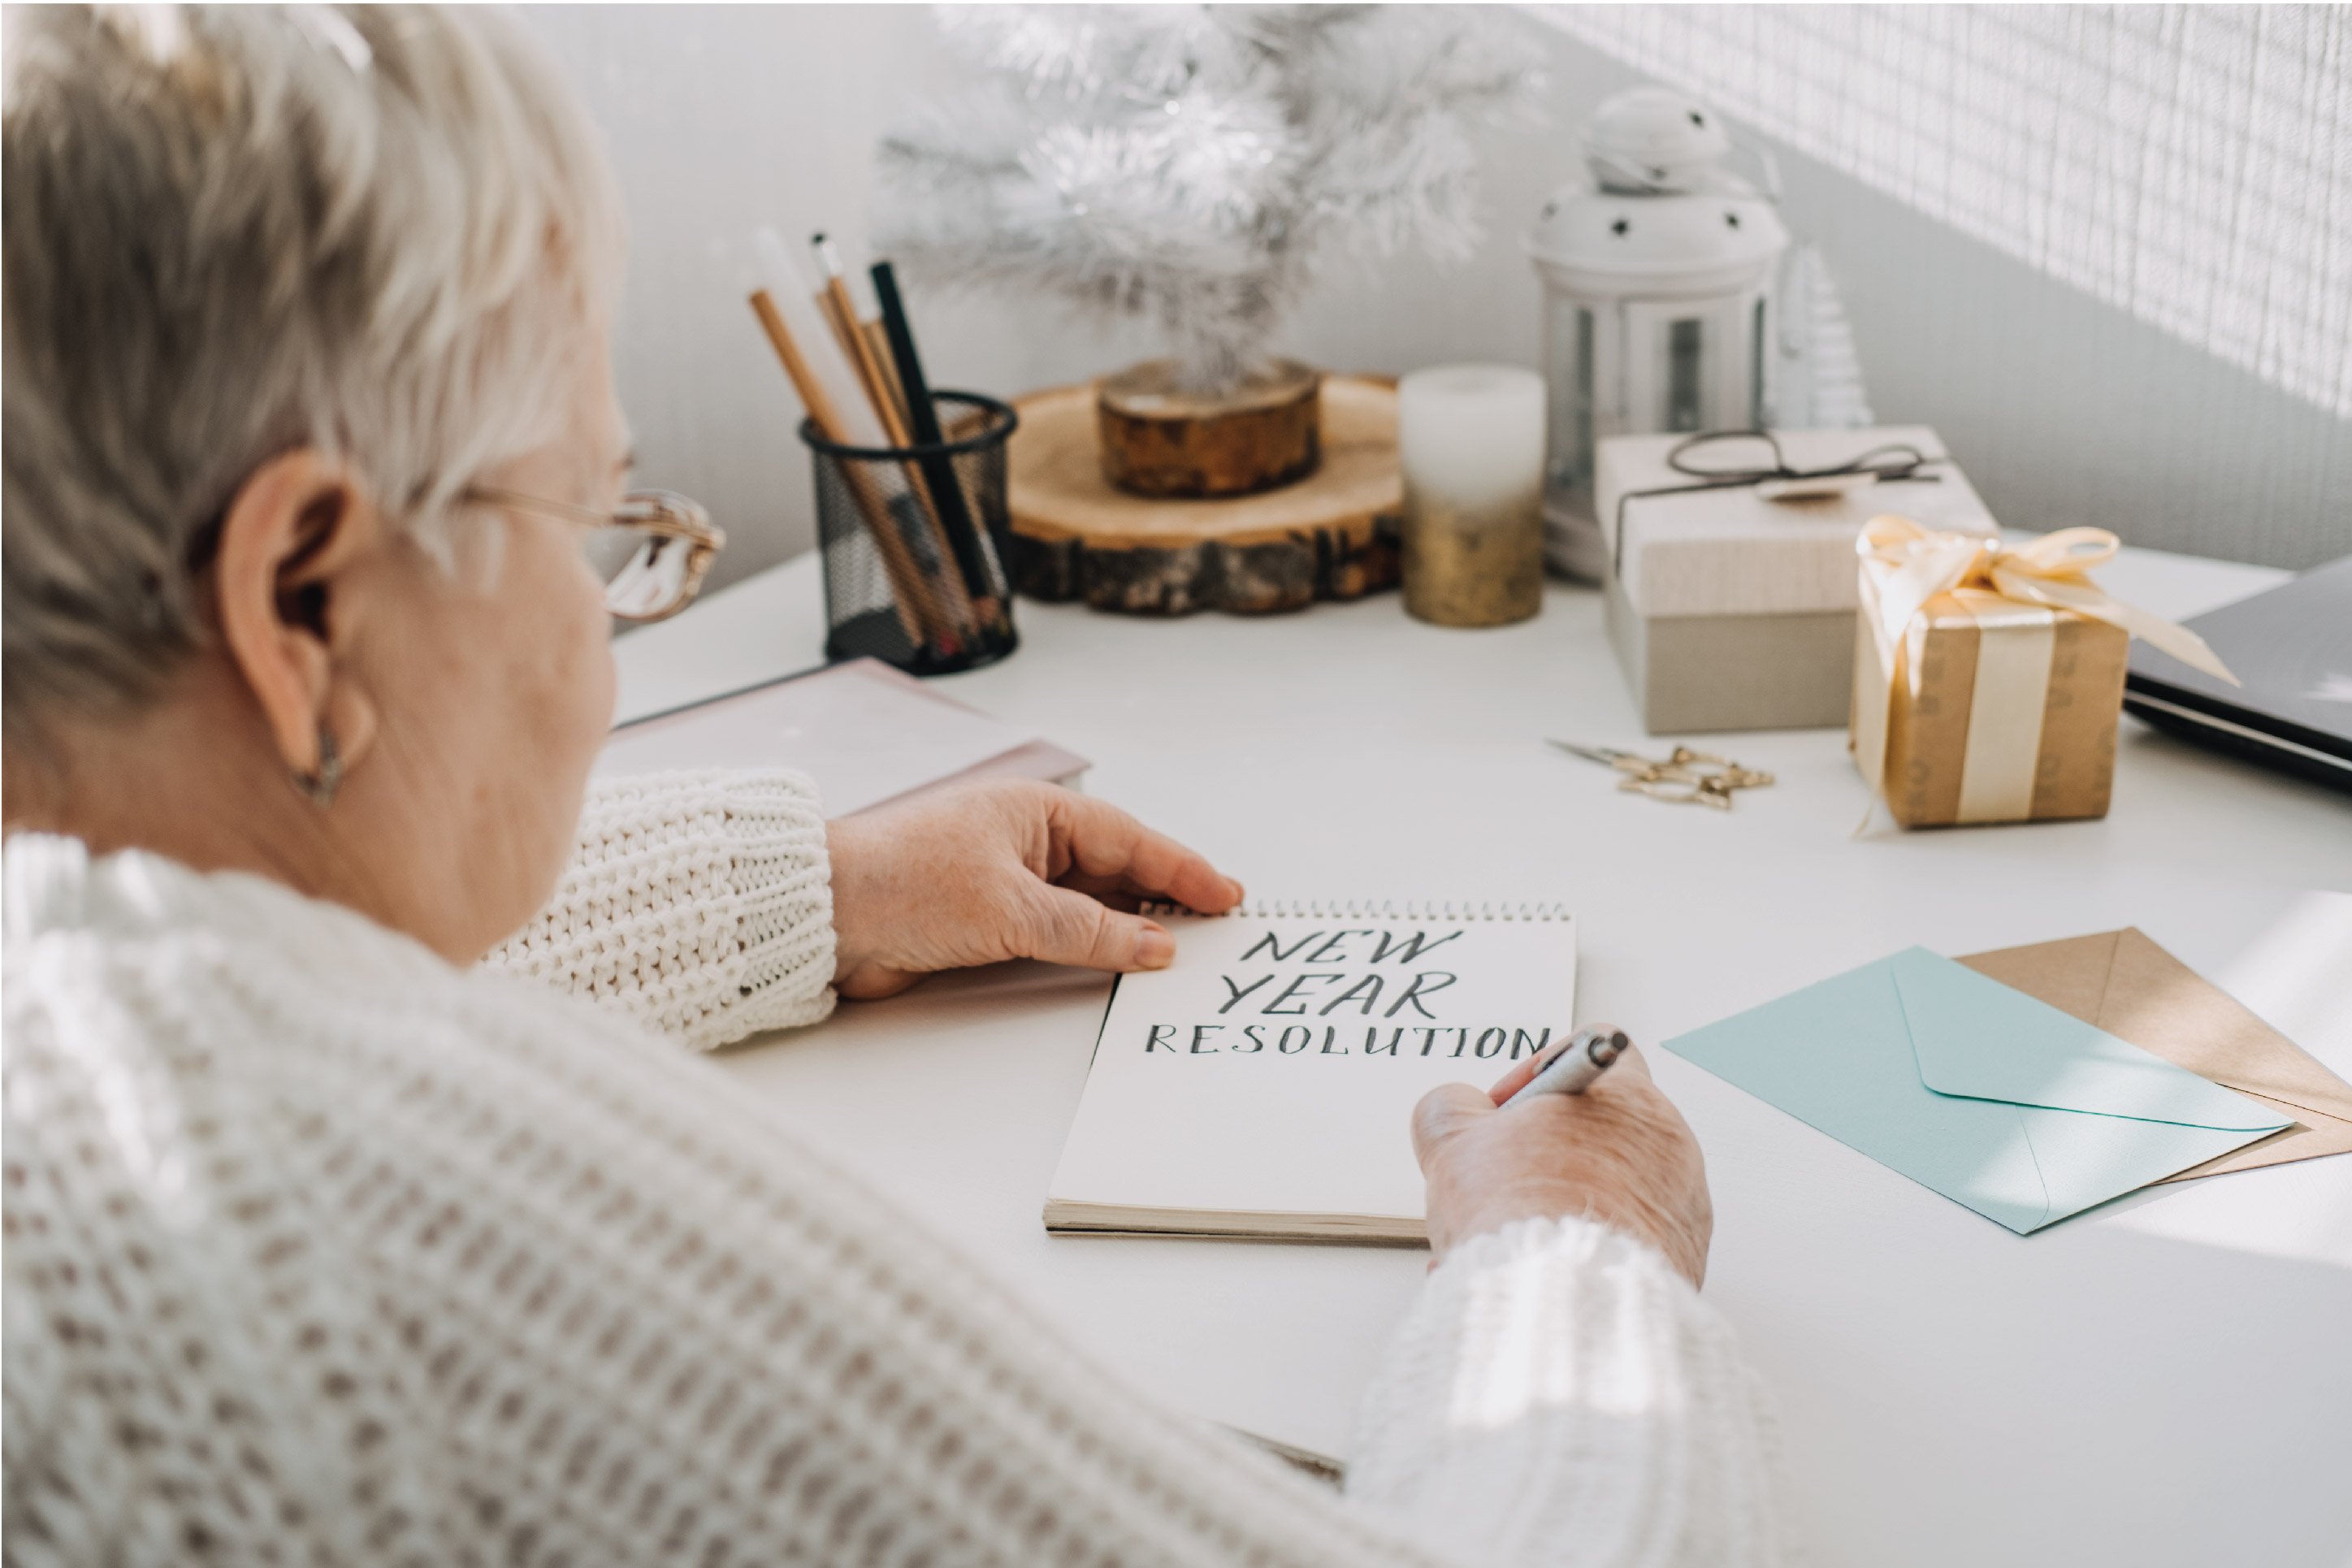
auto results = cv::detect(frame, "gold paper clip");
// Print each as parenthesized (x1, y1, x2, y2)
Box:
(1546, 741, 1775, 809)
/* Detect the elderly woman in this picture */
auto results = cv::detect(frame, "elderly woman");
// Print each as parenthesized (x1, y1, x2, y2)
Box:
(2, 8, 1789, 1566)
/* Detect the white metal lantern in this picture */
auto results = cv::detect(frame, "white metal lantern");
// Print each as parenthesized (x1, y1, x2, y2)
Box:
(1527, 86, 1791, 581)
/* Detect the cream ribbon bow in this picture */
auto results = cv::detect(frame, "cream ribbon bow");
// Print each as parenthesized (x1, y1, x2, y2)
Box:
(1856, 517, 2239, 686)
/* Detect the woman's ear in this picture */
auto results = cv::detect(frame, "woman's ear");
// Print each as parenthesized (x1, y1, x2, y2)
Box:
(210, 449, 385, 783)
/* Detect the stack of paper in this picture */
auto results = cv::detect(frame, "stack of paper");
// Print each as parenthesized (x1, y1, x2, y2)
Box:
(1665, 931, 2352, 1233)
(596, 657, 1087, 818)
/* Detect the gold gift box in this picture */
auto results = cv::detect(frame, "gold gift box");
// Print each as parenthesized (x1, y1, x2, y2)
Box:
(1852, 576, 2131, 828)
(1853, 518, 2236, 829)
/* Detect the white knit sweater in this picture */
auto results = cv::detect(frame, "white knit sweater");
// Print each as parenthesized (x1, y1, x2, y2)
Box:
(480, 770, 841, 1050)
(3, 769, 1794, 1567)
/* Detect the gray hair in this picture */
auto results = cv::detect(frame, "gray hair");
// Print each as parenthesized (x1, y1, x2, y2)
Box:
(2, 5, 621, 742)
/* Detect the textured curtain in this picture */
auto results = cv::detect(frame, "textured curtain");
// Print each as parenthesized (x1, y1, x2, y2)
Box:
(1540, 4, 2352, 421)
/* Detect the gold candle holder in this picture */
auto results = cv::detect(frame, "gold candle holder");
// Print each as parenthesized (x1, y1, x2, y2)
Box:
(1397, 365, 1546, 628)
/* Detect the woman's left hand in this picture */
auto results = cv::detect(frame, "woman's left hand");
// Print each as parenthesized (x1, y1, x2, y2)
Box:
(825, 779, 1245, 999)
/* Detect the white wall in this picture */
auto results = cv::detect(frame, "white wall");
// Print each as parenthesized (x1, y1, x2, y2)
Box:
(518, 5, 2350, 598)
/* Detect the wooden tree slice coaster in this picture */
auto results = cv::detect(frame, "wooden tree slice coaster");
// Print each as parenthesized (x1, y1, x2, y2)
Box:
(1008, 375, 1402, 616)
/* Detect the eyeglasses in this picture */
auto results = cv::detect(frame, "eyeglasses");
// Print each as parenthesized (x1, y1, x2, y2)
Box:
(466, 486, 725, 623)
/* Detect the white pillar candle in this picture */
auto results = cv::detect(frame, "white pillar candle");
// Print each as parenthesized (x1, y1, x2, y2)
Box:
(1397, 364, 1548, 627)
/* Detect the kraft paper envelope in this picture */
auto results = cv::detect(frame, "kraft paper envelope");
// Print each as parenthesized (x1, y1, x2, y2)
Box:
(1959, 927, 2352, 1182)
(1665, 946, 2292, 1233)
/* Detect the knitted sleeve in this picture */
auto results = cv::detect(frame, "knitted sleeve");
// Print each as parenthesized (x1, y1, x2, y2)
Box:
(1345, 1216, 1799, 1565)
(2, 837, 1797, 1568)
(481, 769, 836, 1050)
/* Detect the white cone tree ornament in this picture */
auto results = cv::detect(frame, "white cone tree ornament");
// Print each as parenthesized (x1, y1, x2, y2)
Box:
(1774, 243, 1876, 431)
(878, 5, 1536, 497)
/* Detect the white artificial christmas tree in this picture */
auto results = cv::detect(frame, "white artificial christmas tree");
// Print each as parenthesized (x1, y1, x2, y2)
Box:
(876, 5, 1538, 396)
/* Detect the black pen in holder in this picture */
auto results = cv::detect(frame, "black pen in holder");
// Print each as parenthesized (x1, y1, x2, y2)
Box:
(802, 390, 1020, 676)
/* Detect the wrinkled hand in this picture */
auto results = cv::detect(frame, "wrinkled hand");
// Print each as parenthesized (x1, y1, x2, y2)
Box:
(826, 779, 1245, 999)
(1413, 1040, 1713, 1286)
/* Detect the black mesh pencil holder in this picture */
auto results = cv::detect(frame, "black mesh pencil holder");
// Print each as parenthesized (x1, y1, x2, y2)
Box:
(803, 391, 1020, 677)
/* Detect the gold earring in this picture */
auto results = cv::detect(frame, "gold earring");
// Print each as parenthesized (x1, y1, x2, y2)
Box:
(292, 723, 343, 808)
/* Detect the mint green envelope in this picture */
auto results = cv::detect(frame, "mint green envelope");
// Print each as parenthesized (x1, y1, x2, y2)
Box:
(1665, 947, 2292, 1233)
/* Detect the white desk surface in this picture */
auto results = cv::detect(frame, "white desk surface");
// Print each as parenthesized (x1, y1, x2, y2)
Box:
(615, 546, 2352, 1568)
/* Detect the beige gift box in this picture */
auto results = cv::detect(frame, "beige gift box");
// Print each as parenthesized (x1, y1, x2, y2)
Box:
(1596, 427, 1998, 734)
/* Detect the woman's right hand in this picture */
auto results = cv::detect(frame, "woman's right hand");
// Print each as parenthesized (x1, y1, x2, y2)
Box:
(1413, 1041, 1713, 1286)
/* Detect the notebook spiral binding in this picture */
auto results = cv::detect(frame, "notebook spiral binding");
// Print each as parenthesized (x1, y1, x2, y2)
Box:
(1138, 899, 1571, 922)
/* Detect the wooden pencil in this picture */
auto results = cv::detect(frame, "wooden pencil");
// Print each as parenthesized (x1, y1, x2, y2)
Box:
(752, 226, 971, 656)
(810, 235, 981, 639)
(747, 287, 929, 648)
(811, 239, 918, 448)
(860, 318, 912, 430)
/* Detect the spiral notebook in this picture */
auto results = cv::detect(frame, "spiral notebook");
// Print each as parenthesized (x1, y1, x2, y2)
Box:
(1045, 900, 1578, 1244)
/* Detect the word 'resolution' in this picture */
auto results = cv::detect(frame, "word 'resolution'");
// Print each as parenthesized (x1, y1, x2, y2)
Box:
(1146, 1023, 1556, 1059)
